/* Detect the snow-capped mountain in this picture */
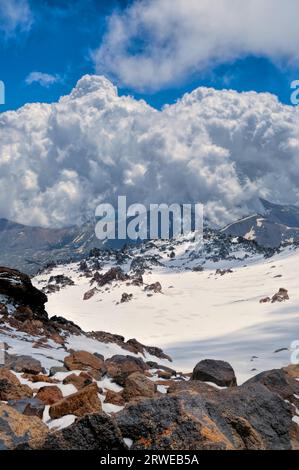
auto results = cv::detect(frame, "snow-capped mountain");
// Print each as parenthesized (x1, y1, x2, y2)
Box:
(0, 201, 283, 275)
(222, 199, 299, 248)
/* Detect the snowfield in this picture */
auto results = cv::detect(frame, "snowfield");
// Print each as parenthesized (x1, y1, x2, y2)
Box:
(34, 243, 299, 384)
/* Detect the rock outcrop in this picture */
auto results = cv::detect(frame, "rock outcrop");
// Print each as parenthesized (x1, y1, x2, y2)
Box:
(0, 267, 47, 319)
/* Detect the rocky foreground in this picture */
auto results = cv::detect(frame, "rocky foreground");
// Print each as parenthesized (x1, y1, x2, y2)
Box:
(0, 266, 299, 450)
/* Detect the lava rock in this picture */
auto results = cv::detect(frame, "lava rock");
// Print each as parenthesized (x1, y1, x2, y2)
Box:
(120, 292, 133, 303)
(116, 382, 293, 450)
(0, 267, 48, 318)
(122, 372, 156, 402)
(63, 372, 93, 390)
(105, 355, 148, 386)
(7, 397, 45, 419)
(5, 354, 45, 375)
(144, 282, 162, 293)
(19, 413, 126, 450)
(0, 368, 33, 400)
(0, 403, 48, 450)
(244, 368, 299, 407)
(49, 383, 101, 419)
(35, 385, 64, 405)
(64, 350, 105, 379)
(192, 359, 237, 387)
(271, 288, 289, 303)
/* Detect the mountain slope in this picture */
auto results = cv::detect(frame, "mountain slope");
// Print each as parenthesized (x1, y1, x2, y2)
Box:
(222, 199, 299, 248)
(0, 219, 103, 275)
(33, 234, 299, 383)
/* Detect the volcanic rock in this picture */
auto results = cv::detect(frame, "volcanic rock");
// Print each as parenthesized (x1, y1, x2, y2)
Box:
(49, 383, 101, 419)
(0, 403, 48, 450)
(192, 359, 237, 387)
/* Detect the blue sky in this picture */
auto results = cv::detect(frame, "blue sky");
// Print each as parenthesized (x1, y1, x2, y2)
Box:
(0, 0, 298, 112)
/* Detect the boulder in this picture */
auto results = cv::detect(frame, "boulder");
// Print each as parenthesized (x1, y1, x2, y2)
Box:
(144, 282, 162, 293)
(122, 372, 156, 402)
(48, 274, 74, 288)
(272, 288, 289, 303)
(116, 382, 293, 450)
(0, 267, 47, 316)
(83, 287, 98, 300)
(35, 385, 63, 405)
(120, 292, 133, 303)
(18, 413, 126, 450)
(63, 372, 93, 390)
(104, 389, 125, 406)
(244, 368, 299, 407)
(105, 355, 148, 386)
(5, 354, 45, 375)
(192, 359, 237, 387)
(64, 350, 105, 379)
(7, 398, 45, 419)
(21, 373, 57, 384)
(93, 267, 128, 287)
(49, 383, 101, 419)
(0, 403, 48, 450)
(0, 368, 33, 400)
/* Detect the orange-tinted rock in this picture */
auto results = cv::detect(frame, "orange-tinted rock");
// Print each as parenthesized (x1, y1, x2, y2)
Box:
(64, 350, 105, 379)
(105, 355, 148, 386)
(35, 386, 63, 405)
(104, 389, 125, 406)
(122, 372, 156, 401)
(49, 383, 102, 419)
(0, 403, 48, 449)
(0, 368, 33, 400)
(63, 372, 93, 390)
(21, 373, 58, 384)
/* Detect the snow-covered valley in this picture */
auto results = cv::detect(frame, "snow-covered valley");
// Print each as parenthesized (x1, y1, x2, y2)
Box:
(33, 237, 299, 384)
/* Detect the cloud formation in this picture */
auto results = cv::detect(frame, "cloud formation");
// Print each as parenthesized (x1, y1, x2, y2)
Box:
(0, 74, 299, 228)
(0, 0, 33, 37)
(93, 0, 299, 91)
(25, 72, 61, 88)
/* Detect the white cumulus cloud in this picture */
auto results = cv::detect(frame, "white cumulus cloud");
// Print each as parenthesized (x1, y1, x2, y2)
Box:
(93, 0, 299, 91)
(0, 74, 299, 228)
(25, 72, 61, 88)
